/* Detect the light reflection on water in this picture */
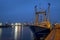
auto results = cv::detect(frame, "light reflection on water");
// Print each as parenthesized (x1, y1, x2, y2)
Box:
(14, 26, 21, 40)
(0, 26, 33, 40)
(0, 28, 2, 40)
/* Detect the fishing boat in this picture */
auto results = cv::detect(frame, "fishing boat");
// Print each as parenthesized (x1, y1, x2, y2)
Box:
(30, 3, 51, 40)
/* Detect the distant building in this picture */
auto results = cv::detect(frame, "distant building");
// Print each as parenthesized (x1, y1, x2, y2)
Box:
(15, 23, 22, 26)
(0, 23, 2, 26)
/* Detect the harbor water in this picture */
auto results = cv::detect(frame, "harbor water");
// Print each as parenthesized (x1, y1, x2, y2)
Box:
(0, 26, 33, 40)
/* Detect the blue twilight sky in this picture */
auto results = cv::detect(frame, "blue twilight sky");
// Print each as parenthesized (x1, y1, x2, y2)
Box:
(0, 0, 60, 23)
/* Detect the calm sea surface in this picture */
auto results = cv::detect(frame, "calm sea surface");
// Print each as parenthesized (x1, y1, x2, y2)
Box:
(0, 26, 33, 40)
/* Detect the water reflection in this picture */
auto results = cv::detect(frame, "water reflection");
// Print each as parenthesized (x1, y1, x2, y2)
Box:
(14, 26, 21, 40)
(0, 28, 2, 40)
(0, 26, 33, 40)
(12, 26, 33, 40)
(13, 25, 33, 40)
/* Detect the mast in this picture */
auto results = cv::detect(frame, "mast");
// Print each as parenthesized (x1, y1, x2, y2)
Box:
(48, 3, 50, 21)
(35, 5, 39, 26)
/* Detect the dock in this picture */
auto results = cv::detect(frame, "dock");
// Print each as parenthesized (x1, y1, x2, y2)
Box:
(45, 23, 60, 40)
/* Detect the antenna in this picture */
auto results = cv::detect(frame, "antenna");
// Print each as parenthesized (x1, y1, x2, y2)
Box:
(38, 0, 42, 10)
(35, 5, 37, 12)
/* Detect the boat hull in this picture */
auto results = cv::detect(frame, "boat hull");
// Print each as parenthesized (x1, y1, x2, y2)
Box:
(30, 26, 50, 40)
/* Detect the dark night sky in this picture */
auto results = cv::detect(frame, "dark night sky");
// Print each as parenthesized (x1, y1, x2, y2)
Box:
(0, 0, 60, 23)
